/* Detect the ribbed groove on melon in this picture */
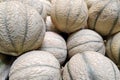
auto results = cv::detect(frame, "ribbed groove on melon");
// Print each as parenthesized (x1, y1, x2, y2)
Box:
(68, 34, 102, 42)
(4, 2, 16, 51)
(10, 64, 59, 76)
(92, 0, 111, 30)
(70, 6, 81, 27)
(67, 63, 73, 80)
(21, 6, 28, 52)
(107, 3, 120, 36)
(110, 62, 117, 80)
(67, 34, 102, 42)
(65, 0, 72, 33)
(68, 40, 103, 50)
(95, 44, 104, 52)
(70, 5, 87, 31)
(30, 28, 43, 47)
(57, 56, 66, 61)
(109, 37, 117, 62)
(70, 0, 86, 28)
(26, 19, 44, 50)
(40, 3, 43, 15)
(41, 47, 66, 50)
(71, 16, 86, 32)
(82, 53, 97, 80)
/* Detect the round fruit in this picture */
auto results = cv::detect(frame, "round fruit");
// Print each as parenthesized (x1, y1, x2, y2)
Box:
(88, 0, 120, 36)
(9, 51, 62, 80)
(63, 51, 120, 80)
(67, 29, 105, 58)
(106, 32, 120, 68)
(51, 0, 88, 33)
(1, 0, 51, 20)
(40, 31, 67, 65)
(0, 1, 45, 56)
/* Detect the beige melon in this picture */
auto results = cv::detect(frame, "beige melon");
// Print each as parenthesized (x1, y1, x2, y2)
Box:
(38, 0, 51, 16)
(67, 29, 105, 58)
(88, 0, 120, 36)
(9, 51, 62, 80)
(40, 31, 67, 65)
(0, 1, 45, 56)
(46, 16, 59, 32)
(51, 0, 88, 33)
(63, 51, 120, 80)
(2, 0, 51, 19)
(85, 0, 100, 8)
(106, 32, 120, 68)
(0, 54, 13, 80)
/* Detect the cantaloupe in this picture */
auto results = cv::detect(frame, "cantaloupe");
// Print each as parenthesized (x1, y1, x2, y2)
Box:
(85, 0, 100, 9)
(106, 32, 120, 68)
(88, 0, 120, 36)
(40, 31, 67, 65)
(0, 1, 45, 56)
(67, 29, 105, 58)
(63, 51, 120, 80)
(2, 0, 51, 20)
(51, 0, 88, 33)
(9, 51, 62, 80)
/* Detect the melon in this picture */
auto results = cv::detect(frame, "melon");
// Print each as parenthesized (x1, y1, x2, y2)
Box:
(88, 0, 120, 36)
(85, 0, 101, 9)
(106, 32, 120, 68)
(40, 31, 67, 65)
(67, 29, 105, 58)
(46, 16, 59, 32)
(51, 0, 88, 33)
(63, 51, 120, 80)
(0, 1, 45, 56)
(2, 0, 51, 20)
(9, 51, 62, 80)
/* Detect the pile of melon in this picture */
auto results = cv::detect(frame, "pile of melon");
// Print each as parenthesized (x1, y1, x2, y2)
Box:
(0, 0, 120, 80)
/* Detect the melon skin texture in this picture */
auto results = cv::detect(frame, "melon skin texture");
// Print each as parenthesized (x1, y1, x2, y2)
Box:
(40, 31, 67, 65)
(63, 51, 120, 80)
(9, 51, 62, 80)
(0, 1, 45, 56)
(85, 0, 100, 9)
(106, 32, 120, 68)
(2, 0, 51, 20)
(88, 0, 120, 36)
(46, 16, 59, 32)
(51, 0, 88, 33)
(67, 29, 105, 58)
